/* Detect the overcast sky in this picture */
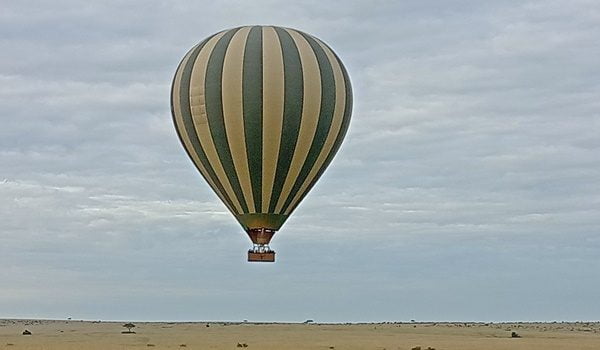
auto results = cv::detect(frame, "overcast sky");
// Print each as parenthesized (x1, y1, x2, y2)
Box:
(1, 0, 599, 323)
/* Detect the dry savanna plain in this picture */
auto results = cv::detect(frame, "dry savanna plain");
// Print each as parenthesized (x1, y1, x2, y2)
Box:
(1, 319, 600, 350)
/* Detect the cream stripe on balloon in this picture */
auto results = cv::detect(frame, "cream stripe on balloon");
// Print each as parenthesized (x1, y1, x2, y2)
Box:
(274, 28, 322, 213)
(283, 38, 346, 215)
(221, 27, 256, 213)
(189, 31, 244, 214)
(261, 27, 285, 212)
(172, 44, 236, 214)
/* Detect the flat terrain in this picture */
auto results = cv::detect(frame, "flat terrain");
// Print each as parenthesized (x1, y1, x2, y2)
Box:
(1, 319, 600, 350)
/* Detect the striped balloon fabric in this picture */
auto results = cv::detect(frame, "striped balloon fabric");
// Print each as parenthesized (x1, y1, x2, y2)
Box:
(171, 25, 352, 233)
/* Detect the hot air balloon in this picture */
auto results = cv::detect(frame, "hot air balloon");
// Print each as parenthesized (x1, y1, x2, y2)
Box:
(171, 25, 352, 262)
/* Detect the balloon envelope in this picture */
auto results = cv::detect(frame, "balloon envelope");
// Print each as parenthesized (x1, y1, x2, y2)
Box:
(171, 25, 352, 259)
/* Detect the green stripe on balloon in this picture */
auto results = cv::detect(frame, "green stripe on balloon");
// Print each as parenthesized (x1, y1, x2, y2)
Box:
(285, 46, 353, 216)
(204, 28, 249, 213)
(280, 32, 337, 214)
(269, 27, 304, 213)
(243, 26, 263, 213)
(330, 51, 353, 159)
(175, 35, 238, 212)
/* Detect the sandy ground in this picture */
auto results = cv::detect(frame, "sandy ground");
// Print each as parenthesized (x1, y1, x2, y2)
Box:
(1, 319, 600, 350)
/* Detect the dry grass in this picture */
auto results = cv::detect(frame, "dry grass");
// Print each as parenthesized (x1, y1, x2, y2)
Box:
(0, 320, 599, 350)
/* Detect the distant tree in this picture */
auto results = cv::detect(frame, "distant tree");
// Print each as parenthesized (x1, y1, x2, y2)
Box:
(123, 323, 136, 333)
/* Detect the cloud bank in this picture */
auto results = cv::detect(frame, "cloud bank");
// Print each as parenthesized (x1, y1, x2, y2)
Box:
(1, 0, 599, 322)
